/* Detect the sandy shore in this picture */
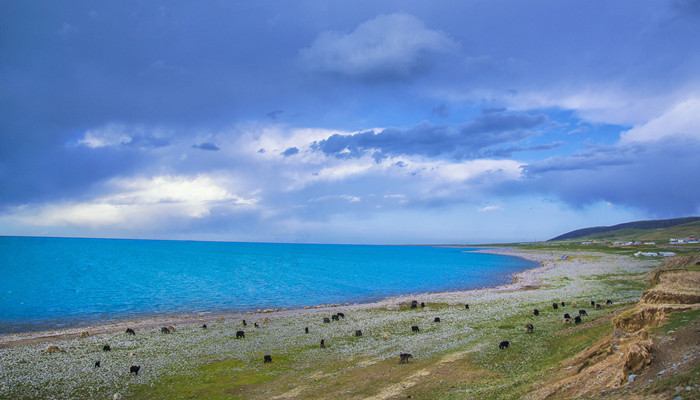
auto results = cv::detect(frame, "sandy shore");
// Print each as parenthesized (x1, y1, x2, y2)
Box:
(0, 247, 547, 348)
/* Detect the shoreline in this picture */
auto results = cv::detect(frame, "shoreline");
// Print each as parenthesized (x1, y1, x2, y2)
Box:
(0, 246, 546, 348)
(1, 248, 665, 400)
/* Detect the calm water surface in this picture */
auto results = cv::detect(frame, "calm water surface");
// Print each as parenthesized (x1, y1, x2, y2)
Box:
(0, 237, 537, 333)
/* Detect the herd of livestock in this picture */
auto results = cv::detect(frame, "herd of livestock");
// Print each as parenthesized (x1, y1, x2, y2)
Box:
(93, 298, 614, 377)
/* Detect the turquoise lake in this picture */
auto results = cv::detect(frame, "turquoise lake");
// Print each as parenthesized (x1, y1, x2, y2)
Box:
(0, 237, 537, 333)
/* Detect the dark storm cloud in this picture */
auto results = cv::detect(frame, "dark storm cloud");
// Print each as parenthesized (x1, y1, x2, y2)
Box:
(313, 110, 547, 159)
(672, 0, 700, 16)
(431, 104, 449, 119)
(267, 110, 284, 120)
(0, 1, 306, 209)
(485, 142, 566, 158)
(192, 143, 220, 151)
(0, 145, 145, 210)
(282, 147, 300, 157)
(518, 138, 700, 215)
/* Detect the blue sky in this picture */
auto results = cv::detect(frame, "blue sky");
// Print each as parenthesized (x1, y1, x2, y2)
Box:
(1, 1, 699, 244)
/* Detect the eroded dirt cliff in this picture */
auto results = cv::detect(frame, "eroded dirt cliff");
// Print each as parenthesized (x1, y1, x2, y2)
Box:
(525, 255, 700, 400)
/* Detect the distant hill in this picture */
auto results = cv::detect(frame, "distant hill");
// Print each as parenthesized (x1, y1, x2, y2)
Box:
(548, 217, 700, 241)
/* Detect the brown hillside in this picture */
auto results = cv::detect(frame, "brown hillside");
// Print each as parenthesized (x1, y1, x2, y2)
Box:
(642, 255, 700, 305)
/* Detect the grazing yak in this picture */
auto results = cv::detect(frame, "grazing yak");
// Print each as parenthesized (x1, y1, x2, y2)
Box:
(574, 315, 582, 324)
(606, 299, 613, 305)
(263, 355, 272, 363)
(561, 301, 566, 307)
(323, 317, 331, 323)
(399, 353, 413, 363)
(552, 303, 559, 310)
(499, 341, 510, 350)
(434, 317, 441, 323)
(305, 327, 309, 334)
(94, 360, 101, 368)
(525, 324, 534, 333)
(125, 328, 136, 335)
(411, 325, 420, 332)
(465, 304, 470, 310)
(411, 300, 418, 309)
(579, 310, 588, 316)
(590, 300, 595, 307)
(202, 324, 207, 329)
(564, 313, 571, 320)
(320, 339, 326, 348)
(355, 330, 363, 337)
(103, 345, 111, 352)
(44, 345, 62, 354)
(242, 319, 247, 326)
(236, 330, 245, 339)
(337, 312, 345, 318)
(254, 322, 259, 328)
(161, 327, 171, 334)
(595, 303, 602, 310)
(130, 365, 140, 376)
(420, 302, 425, 307)
(533, 309, 540, 316)
(332, 314, 339, 321)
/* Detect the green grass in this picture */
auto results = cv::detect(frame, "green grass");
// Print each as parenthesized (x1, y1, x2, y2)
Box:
(459, 320, 614, 400)
(648, 306, 700, 335)
(509, 242, 700, 257)
(126, 355, 296, 399)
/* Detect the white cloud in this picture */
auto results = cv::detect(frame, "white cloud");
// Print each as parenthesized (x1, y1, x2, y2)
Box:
(429, 159, 522, 183)
(78, 124, 134, 148)
(478, 205, 504, 212)
(308, 194, 361, 203)
(75, 123, 170, 149)
(299, 13, 457, 78)
(108, 175, 250, 205)
(7, 175, 257, 229)
(620, 97, 700, 143)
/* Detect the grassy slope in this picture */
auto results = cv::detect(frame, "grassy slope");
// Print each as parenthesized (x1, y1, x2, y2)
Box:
(558, 220, 700, 242)
(125, 307, 633, 400)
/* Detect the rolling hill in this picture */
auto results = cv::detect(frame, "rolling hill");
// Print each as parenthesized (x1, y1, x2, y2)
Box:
(548, 217, 700, 242)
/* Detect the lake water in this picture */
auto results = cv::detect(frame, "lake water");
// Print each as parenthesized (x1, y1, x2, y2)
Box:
(0, 237, 537, 333)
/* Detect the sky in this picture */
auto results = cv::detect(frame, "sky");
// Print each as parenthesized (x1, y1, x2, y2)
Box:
(1, 1, 700, 244)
